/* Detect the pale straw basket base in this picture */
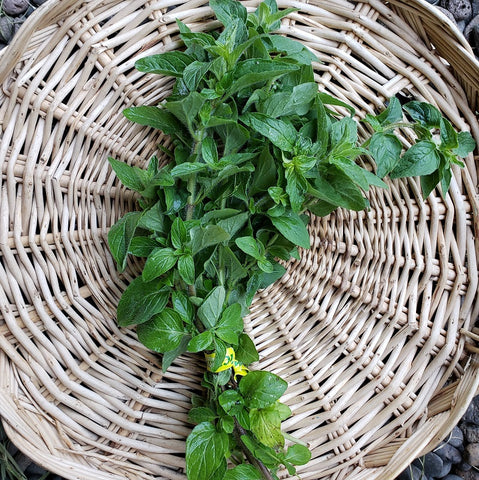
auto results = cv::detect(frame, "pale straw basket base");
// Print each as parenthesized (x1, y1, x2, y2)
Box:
(0, 1, 478, 479)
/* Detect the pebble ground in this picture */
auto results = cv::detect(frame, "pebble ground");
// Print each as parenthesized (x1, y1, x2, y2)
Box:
(0, 0, 478, 479)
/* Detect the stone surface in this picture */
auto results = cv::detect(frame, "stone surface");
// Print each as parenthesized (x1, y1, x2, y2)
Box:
(446, 0, 473, 20)
(2, 0, 29, 16)
(397, 464, 426, 480)
(454, 469, 479, 480)
(413, 452, 444, 477)
(449, 426, 466, 448)
(464, 425, 479, 443)
(438, 460, 453, 477)
(435, 443, 464, 464)
(465, 443, 479, 467)
(0, 16, 14, 43)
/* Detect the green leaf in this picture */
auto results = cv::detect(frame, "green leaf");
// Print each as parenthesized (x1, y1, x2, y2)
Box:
(123, 106, 183, 135)
(215, 303, 243, 345)
(138, 201, 165, 233)
(108, 157, 146, 192)
(186, 422, 229, 480)
(171, 217, 187, 249)
(229, 60, 299, 97)
(171, 290, 194, 324)
(236, 333, 259, 365)
(439, 117, 458, 150)
(188, 331, 214, 353)
(178, 254, 195, 285)
(201, 137, 219, 166)
(216, 212, 249, 237)
(249, 405, 284, 448)
(188, 407, 217, 424)
(312, 167, 368, 211)
(239, 371, 288, 409)
(218, 390, 244, 415)
(170, 162, 207, 178)
(265, 35, 318, 65)
(142, 247, 177, 282)
(197, 286, 226, 329)
(190, 225, 231, 252)
(420, 170, 440, 198)
(285, 444, 312, 466)
(369, 132, 402, 178)
(390, 140, 441, 178)
(317, 92, 355, 115)
(223, 464, 262, 480)
(128, 236, 159, 257)
(235, 236, 262, 259)
(269, 210, 310, 249)
(453, 131, 476, 157)
(117, 276, 169, 326)
(108, 211, 142, 271)
(165, 92, 206, 131)
(137, 308, 188, 353)
(374, 96, 403, 126)
(135, 51, 193, 77)
(241, 112, 297, 152)
(183, 60, 211, 91)
(210, 0, 247, 28)
(161, 335, 190, 372)
(403, 101, 441, 129)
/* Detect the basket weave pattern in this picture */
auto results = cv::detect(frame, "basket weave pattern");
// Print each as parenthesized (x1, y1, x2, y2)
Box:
(0, 1, 478, 479)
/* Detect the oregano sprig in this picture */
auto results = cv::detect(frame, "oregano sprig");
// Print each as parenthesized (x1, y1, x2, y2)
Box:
(107, 1, 475, 479)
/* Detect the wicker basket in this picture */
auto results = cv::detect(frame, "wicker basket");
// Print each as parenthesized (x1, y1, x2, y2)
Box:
(0, 0, 478, 479)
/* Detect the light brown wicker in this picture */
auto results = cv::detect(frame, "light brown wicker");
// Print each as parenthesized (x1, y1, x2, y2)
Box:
(0, 1, 478, 479)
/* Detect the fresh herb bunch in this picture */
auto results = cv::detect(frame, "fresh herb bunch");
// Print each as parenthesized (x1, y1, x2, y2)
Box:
(107, 1, 475, 479)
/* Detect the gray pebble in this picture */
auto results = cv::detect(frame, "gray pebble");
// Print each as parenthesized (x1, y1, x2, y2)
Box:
(31, 0, 48, 4)
(465, 443, 479, 467)
(2, 0, 29, 16)
(438, 459, 453, 476)
(435, 443, 463, 463)
(413, 452, 444, 477)
(0, 16, 14, 43)
(397, 464, 426, 480)
(448, 426, 465, 448)
(464, 14, 479, 39)
(464, 424, 479, 443)
(472, 0, 479, 15)
(446, 0, 473, 21)
(463, 398, 479, 424)
(454, 469, 479, 479)
(458, 460, 473, 471)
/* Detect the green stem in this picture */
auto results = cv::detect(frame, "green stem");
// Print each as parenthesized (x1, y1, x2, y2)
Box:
(233, 419, 274, 480)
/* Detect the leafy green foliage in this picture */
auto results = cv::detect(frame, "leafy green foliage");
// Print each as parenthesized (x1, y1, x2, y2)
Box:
(107, 0, 475, 478)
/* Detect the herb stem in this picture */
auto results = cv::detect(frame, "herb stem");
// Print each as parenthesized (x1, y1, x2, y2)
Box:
(233, 420, 274, 480)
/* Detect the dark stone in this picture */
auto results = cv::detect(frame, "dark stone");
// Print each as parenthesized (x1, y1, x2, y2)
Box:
(446, 0, 473, 21)
(464, 425, 479, 443)
(444, 475, 468, 480)
(413, 452, 444, 477)
(2, 0, 29, 16)
(435, 443, 463, 464)
(454, 469, 479, 479)
(448, 426, 466, 448)
(31, 0, 48, 4)
(397, 464, 426, 480)
(458, 461, 473, 471)
(472, 0, 479, 15)
(0, 16, 14, 43)
(438, 460, 453, 477)
(465, 443, 479, 467)
(463, 397, 479, 425)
